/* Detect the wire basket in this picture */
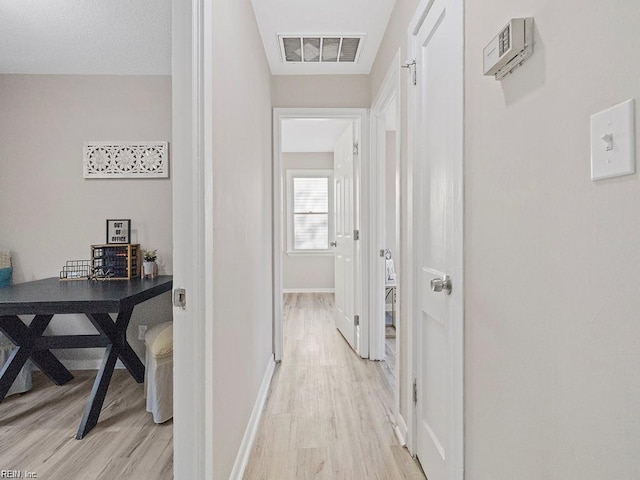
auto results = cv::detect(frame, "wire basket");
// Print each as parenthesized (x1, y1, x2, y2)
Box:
(60, 260, 92, 281)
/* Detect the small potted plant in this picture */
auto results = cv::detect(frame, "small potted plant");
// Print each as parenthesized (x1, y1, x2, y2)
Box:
(142, 249, 158, 278)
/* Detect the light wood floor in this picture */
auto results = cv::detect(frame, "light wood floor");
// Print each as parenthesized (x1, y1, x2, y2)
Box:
(0, 369, 172, 479)
(385, 326, 397, 375)
(244, 293, 425, 479)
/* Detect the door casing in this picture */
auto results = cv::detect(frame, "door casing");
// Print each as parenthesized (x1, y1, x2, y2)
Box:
(171, 0, 215, 477)
(370, 48, 404, 442)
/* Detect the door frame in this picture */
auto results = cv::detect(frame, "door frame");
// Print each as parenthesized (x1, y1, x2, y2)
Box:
(171, 0, 215, 477)
(406, 0, 464, 478)
(370, 50, 402, 361)
(370, 49, 403, 439)
(273, 108, 370, 360)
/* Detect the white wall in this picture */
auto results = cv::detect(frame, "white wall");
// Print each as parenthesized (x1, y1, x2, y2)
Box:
(374, 1, 640, 477)
(465, 2, 640, 479)
(211, 0, 273, 477)
(272, 75, 371, 108)
(0, 74, 173, 363)
(282, 153, 335, 291)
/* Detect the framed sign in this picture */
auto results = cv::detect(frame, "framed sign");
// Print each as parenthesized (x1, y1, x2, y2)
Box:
(106, 219, 131, 244)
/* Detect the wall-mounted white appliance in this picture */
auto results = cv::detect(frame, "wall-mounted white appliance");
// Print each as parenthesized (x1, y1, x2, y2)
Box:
(483, 18, 534, 80)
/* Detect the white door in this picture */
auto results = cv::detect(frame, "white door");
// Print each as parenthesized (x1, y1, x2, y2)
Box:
(333, 124, 357, 351)
(411, 0, 464, 479)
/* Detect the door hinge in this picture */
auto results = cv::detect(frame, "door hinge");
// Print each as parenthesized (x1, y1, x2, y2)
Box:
(354, 229, 360, 241)
(413, 378, 418, 405)
(354, 315, 360, 327)
(353, 142, 359, 156)
(402, 60, 417, 86)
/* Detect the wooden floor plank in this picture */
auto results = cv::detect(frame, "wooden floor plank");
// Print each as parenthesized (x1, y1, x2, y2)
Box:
(244, 293, 425, 479)
(0, 369, 172, 479)
(1, 292, 422, 479)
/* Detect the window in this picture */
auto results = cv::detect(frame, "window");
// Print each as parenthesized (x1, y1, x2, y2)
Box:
(286, 170, 333, 253)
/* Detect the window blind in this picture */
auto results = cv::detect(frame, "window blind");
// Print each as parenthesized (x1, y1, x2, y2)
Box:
(293, 177, 329, 250)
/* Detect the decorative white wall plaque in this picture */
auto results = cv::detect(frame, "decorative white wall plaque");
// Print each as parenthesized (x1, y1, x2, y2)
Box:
(83, 142, 169, 178)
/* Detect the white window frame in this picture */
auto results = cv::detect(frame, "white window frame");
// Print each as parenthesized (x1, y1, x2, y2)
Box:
(285, 169, 334, 255)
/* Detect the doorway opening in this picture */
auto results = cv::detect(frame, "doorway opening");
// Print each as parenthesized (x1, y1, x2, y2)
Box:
(273, 108, 370, 362)
(382, 98, 399, 386)
(370, 49, 403, 443)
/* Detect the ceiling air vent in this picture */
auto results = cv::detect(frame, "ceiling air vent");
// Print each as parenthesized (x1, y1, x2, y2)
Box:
(279, 35, 364, 64)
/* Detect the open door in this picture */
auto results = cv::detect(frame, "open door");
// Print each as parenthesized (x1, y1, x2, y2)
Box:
(333, 123, 357, 351)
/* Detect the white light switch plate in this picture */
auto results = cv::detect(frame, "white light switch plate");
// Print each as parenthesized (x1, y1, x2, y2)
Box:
(590, 99, 635, 180)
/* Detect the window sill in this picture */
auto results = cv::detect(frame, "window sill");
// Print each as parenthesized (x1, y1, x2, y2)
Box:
(286, 250, 335, 257)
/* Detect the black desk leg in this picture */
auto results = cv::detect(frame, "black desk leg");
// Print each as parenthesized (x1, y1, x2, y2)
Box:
(87, 310, 145, 383)
(0, 315, 73, 402)
(117, 344, 145, 383)
(114, 309, 145, 383)
(76, 344, 119, 439)
(26, 315, 74, 386)
(77, 309, 145, 438)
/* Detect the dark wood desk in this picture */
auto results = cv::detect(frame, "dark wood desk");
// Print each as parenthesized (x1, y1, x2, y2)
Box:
(0, 276, 173, 439)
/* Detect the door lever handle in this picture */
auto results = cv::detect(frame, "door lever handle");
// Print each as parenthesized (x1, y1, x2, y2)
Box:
(330, 241, 337, 247)
(430, 275, 452, 295)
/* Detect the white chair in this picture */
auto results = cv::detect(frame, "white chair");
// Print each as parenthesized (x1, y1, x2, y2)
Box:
(0, 248, 32, 397)
(144, 322, 173, 423)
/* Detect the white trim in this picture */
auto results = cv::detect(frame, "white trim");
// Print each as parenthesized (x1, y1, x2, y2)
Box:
(370, 50, 403, 446)
(202, 0, 216, 475)
(273, 108, 370, 362)
(171, 0, 214, 477)
(370, 49, 401, 362)
(408, 0, 422, 456)
(54, 359, 125, 371)
(394, 413, 409, 447)
(285, 251, 335, 257)
(283, 288, 336, 294)
(229, 355, 276, 480)
(273, 109, 284, 362)
(450, 2, 465, 479)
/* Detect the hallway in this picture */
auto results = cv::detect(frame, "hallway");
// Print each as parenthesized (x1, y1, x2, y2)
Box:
(244, 293, 424, 479)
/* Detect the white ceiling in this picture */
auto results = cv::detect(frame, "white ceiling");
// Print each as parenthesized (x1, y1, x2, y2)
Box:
(282, 119, 352, 152)
(0, 0, 394, 76)
(251, 0, 396, 75)
(0, 0, 171, 75)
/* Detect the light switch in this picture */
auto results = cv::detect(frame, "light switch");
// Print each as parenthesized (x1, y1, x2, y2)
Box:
(590, 99, 635, 180)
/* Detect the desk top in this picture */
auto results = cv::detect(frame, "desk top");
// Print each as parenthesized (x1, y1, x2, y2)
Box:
(0, 276, 173, 315)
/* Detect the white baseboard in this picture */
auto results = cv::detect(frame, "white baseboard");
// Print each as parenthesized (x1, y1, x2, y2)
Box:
(394, 413, 408, 446)
(229, 354, 276, 480)
(56, 359, 126, 371)
(282, 288, 335, 293)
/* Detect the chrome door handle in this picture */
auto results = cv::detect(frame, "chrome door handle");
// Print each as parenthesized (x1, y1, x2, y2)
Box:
(430, 275, 452, 295)
(330, 241, 337, 247)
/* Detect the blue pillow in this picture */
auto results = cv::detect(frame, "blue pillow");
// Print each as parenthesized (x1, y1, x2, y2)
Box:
(0, 267, 12, 288)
